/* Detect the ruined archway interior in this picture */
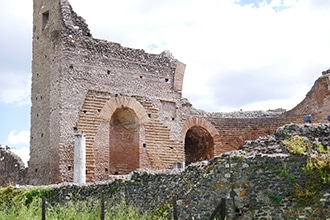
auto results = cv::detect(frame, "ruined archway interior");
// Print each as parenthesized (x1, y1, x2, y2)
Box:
(109, 107, 139, 175)
(185, 126, 214, 165)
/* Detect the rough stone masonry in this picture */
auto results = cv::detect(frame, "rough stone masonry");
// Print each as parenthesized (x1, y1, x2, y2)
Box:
(46, 123, 330, 219)
(27, 0, 330, 185)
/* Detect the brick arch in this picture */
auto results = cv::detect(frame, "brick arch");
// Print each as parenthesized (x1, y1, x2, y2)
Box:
(182, 117, 219, 139)
(98, 96, 148, 124)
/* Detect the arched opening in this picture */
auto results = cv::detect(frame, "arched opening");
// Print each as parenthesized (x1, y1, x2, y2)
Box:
(184, 126, 214, 165)
(109, 107, 139, 174)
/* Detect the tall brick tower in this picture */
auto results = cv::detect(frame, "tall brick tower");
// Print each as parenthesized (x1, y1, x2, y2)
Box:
(30, 0, 98, 184)
(30, 0, 188, 185)
(30, 0, 63, 184)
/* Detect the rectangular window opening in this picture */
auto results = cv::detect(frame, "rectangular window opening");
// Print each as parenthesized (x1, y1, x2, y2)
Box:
(42, 11, 49, 30)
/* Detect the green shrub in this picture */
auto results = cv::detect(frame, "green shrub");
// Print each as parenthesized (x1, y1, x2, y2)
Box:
(282, 135, 311, 155)
(0, 186, 168, 219)
(306, 156, 330, 184)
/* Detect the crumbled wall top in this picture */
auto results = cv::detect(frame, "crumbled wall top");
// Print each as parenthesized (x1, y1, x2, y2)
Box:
(60, 0, 91, 37)
(0, 145, 25, 169)
(59, 0, 179, 70)
(227, 123, 330, 158)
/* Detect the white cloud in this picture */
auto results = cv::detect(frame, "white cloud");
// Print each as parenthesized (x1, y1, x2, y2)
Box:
(7, 130, 30, 145)
(0, 71, 31, 105)
(5, 130, 30, 167)
(0, 0, 32, 106)
(12, 146, 30, 167)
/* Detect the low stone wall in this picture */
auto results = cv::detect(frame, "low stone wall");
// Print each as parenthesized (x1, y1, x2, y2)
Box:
(48, 124, 330, 219)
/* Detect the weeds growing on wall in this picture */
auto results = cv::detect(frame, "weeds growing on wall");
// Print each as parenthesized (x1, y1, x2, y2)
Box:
(282, 135, 312, 155)
(0, 186, 168, 219)
(282, 135, 330, 204)
(268, 193, 282, 205)
(306, 156, 330, 184)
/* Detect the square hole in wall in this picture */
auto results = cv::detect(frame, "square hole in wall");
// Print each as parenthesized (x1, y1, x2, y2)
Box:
(42, 11, 49, 30)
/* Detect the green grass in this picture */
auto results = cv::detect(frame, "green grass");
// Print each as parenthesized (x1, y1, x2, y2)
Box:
(0, 186, 169, 220)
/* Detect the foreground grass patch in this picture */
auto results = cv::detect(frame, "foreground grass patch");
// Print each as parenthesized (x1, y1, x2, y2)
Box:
(0, 186, 168, 220)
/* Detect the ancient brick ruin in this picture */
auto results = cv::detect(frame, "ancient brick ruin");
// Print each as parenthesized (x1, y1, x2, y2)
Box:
(0, 145, 28, 187)
(27, 0, 330, 185)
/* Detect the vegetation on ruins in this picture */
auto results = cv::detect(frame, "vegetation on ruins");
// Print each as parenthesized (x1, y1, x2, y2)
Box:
(282, 134, 330, 204)
(282, 135, 312, 155)
(0, 186, 168, 219)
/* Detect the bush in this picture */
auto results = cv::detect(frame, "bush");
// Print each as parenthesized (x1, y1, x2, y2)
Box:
(282, 135, 311, 155)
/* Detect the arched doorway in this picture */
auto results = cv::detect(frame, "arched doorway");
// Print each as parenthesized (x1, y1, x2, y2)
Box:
(184, 126, 214, 165)
(109, 107, 139, 174)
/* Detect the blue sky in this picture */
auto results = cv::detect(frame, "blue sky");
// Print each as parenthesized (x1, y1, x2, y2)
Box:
(1, 0, 330, 166)
(239, 0, 271, 7)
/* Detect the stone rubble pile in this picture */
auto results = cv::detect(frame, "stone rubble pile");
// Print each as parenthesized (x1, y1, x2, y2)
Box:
(227, 135, 289, 158)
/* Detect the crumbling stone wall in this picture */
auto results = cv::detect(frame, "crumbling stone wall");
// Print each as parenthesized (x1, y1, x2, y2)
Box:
(47, 123, 330, 219)
(0, 146, 28, 187)
(29, 0, 330, 185)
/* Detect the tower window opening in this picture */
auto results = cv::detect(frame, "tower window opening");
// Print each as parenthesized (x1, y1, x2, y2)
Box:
(42, 11, 50, 30)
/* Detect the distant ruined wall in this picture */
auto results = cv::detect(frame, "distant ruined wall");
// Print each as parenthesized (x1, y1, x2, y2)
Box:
(0, 147, 28, 187)
(285, 73, 330, 122)
(182, 72, 330, 155)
